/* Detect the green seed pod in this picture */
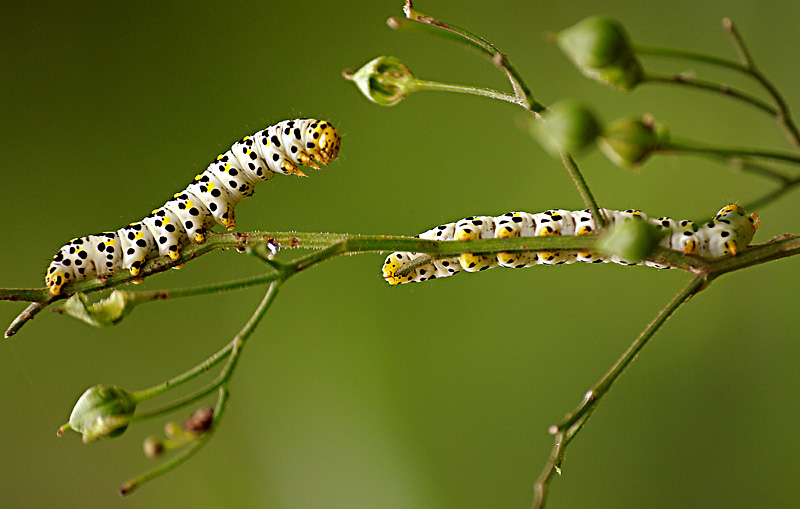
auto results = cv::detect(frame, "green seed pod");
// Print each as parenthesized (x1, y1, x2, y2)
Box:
(532, 99, 603, 156)
(598, 115, 669, 168)
(556, 16, 643, 91)
(597, 218, 662, 263)
(59, 384, 137, 443)
(345, 56, 417, 106)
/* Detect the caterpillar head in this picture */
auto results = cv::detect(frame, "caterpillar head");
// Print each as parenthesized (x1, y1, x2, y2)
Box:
(306, 121, 341, 165)
(46, 264, 69, 295)
(382, 252, 414, 285)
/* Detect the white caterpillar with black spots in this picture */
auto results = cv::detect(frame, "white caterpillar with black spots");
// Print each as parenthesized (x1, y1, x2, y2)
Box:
(45, 119, 341, 295)
(382, 204, 759, 285)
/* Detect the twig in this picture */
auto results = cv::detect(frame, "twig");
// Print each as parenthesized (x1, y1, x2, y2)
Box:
(532, 275, 704, 508)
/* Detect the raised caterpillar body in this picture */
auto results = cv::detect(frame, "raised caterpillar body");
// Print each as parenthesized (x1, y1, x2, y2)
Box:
(45, 119, 341, 295)
(382, 204, 759, 285)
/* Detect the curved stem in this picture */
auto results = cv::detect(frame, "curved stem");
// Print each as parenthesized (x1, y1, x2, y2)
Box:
(636, 36, 800, 147)
(642, 71, 777, 116)
(532, 275, 704, 509)
(120, 387, 228, 496)
(392, 0, 544, 112)
(662, 138, 800, 166)
(131, 280, 283, 418)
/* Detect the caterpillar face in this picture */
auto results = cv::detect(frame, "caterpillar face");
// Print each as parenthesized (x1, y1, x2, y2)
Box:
(382, 204, 759, 285)
(45, 118, 341, 295)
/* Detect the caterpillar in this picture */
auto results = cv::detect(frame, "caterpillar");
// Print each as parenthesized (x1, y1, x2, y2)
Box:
(382, 204, 759, 285)
(45, 118, 341, 295)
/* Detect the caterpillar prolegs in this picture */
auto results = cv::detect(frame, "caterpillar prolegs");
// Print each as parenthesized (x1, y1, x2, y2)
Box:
(45, 119, 341, 295)
(382, 204, 759, 285)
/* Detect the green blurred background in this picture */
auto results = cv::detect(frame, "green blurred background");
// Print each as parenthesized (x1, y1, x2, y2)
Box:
(2, 1, 799, 507)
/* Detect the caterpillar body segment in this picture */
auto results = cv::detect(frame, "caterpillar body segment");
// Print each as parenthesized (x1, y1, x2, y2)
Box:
(45, 119, 341, 295)
(382, 205, 759, 285)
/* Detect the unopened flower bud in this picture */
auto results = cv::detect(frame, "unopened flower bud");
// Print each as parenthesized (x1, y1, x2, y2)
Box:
(532, 99, 602, 156)
(58, 384, 137, 443)
(143, 436, 164, 458)
(556, 16, 643, 91)
(344, 56, 417, 106)
(597, 219, 662, 263)
(598, 115, 669, 168)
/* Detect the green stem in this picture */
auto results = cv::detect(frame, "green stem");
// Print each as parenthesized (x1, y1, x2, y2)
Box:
(120, 387, 228, 496)
(662, 138, 800, 166)
(560, 152, 606, 229)
(391, 0, 544, 112)
(743, 177, 800, 211)
(411, 79, 520, 105)
(636, 39, 800, 147)
(635, 44, 747, 73)
(120, 281, 282, 494)
(642, 71, 777, 116)
(532, 275, 704, 509)
(131, 281, 283, 419)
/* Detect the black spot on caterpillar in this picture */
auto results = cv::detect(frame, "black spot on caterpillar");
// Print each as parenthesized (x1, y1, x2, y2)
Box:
(383, 205, 759, 284)
(46, 119, 341, 295)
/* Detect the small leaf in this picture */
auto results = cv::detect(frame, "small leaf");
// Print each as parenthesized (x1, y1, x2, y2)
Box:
(55, 290, 138, 327)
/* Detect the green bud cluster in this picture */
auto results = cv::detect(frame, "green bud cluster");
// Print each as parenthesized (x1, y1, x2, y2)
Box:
(556, 16, 643, 91)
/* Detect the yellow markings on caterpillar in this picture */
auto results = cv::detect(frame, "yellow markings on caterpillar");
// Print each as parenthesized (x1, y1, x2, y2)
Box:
(107, 239, 117, 245)
(194, 232, 205, 243)
(134, 231, 144, 240)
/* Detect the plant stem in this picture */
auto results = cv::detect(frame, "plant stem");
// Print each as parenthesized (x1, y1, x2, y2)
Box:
(131, 280, 283, 419)
(662, 138, 800, 166)
(642, 71, 777, 116)
(411, 79, 519, 105)
(532, 275, 704, 509)
(120, 387, 228, 496)
(636, 36, 800, 147)
(560, 153, 606, 229)
(120, 281, 282, 494)
(392, 0, 544, 112)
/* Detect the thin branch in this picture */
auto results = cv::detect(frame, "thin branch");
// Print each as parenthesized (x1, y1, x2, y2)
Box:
(636, 26, 800, 148)
(642, 72, 777, 116)
(532, 275, 704, 509)
(560, 153, 606, 229)
(120, 387, 228, 495)
(120, 281, 282, 494)
(661, 138, 800, 166)
(391, 0, 544, 113)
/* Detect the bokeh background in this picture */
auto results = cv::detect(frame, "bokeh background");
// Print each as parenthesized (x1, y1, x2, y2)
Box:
(2, 1, 799, 507)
